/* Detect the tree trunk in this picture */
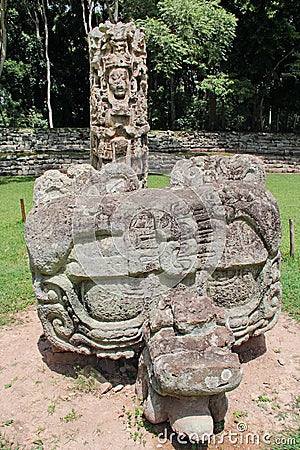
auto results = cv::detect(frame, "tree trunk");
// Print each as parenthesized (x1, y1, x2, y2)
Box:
(221, 99, 225, 130)
(113, 0, 119, 23)
(88, 0, 93, 32)
(208, 91, 216, 130)
(40, 0, 53, 128)
(105, 0, 114, 23)
(0, 0, 8, 78)
(81, 0, 89, 35)
(170, 75, 176, 130)
(276, 108, 280, 132)
(81, 0, 95, 35)
(33, 10, 40, 38)
(259, 95, 265, 131)
(252, 95, 259, 131)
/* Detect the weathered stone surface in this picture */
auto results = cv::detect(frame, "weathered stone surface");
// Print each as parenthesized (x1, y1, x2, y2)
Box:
(32, 164, 97, 207)
(144, 330, 242, 396)
(170, 154, 266, 187)
(25, 154, 282, 441)
(89, 22, 149, 185)
(25, 197, 74, 275)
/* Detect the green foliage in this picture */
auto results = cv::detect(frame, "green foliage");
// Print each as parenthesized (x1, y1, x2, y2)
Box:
(138, 18, 187, 76)
(26, 108, 48, 129)
(0, 0, 299, 130)
(255, 394, 272, 403)
(0, 433, 20, 450)
(200, 73, 234, 99)
(61, 408, 82, 423)
(233, 410, 248, 419)
(72, 366, 102, 394)
(0, 1, 89, 128)
(269, 429, 300, 450)
(220, 0, 300, 131)
(158, 0, 236, 65)
(121, 405, 147, 445)
(0, 5, 46, 127)
(120, 0, 158, 21)
(139, 0, 237, 129)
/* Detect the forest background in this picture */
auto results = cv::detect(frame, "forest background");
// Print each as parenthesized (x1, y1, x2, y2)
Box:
(0, 0, 299, 132)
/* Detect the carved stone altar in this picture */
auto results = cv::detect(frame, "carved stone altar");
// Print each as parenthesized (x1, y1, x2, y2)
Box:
(23, 17, 282, 444)
(89, 21, 149, 186)
(25, 153, 281, 441)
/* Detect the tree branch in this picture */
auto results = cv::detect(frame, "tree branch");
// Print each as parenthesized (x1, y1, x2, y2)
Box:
(105, 0, 114, 23)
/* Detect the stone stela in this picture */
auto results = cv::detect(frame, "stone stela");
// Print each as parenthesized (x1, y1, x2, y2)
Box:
(25, 21, 282, 443)
(89, 21, 149, 186)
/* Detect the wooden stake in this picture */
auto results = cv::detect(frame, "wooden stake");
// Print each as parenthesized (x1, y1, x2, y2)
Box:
(20, 198, 26, 222)
(289, 218, 294, 258)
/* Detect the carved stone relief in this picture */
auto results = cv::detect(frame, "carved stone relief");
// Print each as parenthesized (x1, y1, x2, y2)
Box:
(25, 154, 281, 441)
(89, 22, 149, 186)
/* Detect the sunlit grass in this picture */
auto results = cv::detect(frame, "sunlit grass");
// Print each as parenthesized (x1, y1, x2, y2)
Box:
(266, 174, 300, 321)
(0, 177, 35, 326)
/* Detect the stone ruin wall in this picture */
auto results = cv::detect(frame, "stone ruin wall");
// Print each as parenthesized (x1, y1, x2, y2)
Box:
(0, 128, 299, 176)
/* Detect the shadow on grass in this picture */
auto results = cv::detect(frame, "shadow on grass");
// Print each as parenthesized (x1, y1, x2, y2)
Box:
(0, 175, 36, 185)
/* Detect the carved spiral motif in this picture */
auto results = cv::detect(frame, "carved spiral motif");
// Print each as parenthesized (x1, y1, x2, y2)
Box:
(38, 304, 75, 342)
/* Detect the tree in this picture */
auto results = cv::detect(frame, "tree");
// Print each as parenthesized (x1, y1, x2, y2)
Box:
(139, 0, 237, 129)
(39, 0, 53, 128)
(220, 0, 300, 131)
(0, 0, 8, 78)
(0, 0, 91, 127)
(0, 0, 299, 131)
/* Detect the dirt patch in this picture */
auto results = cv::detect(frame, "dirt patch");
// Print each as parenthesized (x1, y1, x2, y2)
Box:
(0, 308, 299, 450)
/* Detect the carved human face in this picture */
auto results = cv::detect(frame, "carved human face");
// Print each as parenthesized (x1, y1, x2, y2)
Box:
(108, 68, 129, 100)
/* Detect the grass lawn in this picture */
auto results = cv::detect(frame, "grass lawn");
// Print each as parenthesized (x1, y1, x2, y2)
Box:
(0, 177, 35, 326)
(0, 173, 299, 326)
(266, 174, 300, 321)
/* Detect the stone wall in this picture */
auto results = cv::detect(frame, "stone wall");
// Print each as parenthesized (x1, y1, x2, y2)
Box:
(148, 131, 300, 174)
(0, 128, 90, 176)
(0, 128, 299, 176)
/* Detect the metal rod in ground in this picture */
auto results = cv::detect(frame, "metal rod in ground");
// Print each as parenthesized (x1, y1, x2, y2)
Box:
(289, 218, 294, 258)
(20, 198, 26, 222)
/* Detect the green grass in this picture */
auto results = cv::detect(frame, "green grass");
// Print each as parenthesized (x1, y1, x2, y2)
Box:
(266, 174, 300, 321)
(0, 173, 299, 326)
(0, 177, 35, 326)
(269, 428, 300, 450)
(0, 432, 20, 449)
(147, 174, 170, 188)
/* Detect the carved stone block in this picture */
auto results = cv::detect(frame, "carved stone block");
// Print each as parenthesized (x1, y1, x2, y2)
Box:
(25, 155, 281, 442)
(89, 22, 149, 185)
